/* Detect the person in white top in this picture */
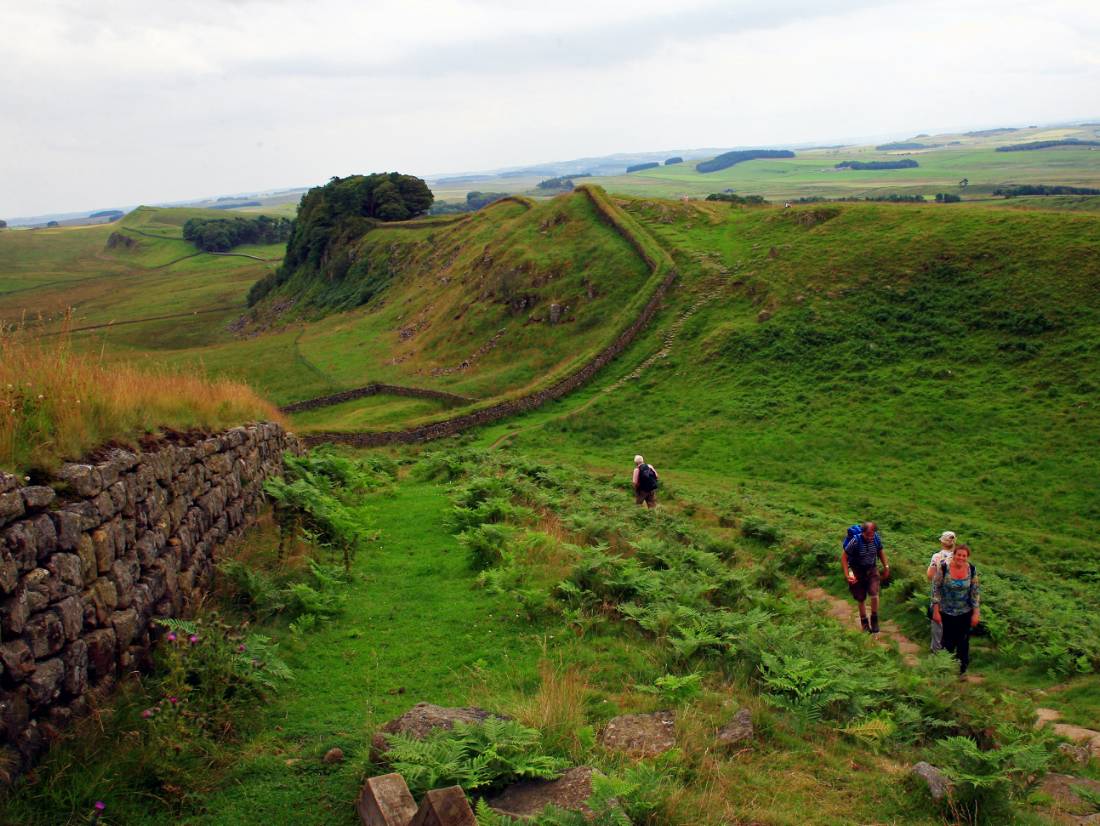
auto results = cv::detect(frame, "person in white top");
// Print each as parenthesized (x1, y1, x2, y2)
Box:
(927, 531, 957, 652)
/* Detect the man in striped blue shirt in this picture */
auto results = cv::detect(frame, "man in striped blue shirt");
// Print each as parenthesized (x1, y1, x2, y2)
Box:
(841, 521, 891, 633)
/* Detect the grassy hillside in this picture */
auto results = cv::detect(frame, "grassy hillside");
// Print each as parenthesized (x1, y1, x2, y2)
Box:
(0, 205, 285, 352)
(4, 186, 1100, 824)
(0, 328, 283, 472)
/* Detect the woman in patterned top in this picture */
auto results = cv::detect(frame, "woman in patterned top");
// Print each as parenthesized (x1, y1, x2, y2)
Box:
(931, 544, 981, 674)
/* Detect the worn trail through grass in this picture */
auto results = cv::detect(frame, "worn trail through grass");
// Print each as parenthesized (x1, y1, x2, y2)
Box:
(186, 480, 543, 826)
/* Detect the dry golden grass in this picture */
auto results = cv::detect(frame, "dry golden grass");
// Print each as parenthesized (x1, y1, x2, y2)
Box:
(510, 658, 591, 760)
(0, 321, 284, 473)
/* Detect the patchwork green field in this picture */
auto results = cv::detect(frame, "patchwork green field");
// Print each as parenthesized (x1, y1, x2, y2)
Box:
(2, 173, 1100, 823)
(418, 124, 1100, 205)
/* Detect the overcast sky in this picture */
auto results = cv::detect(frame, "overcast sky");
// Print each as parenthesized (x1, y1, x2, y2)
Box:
(3, 0, 1099, 217)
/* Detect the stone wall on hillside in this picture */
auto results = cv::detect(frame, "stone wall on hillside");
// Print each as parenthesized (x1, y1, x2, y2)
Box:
(280, 383, 474, 414)
(303, 267, 680, 449)
(0, 423, 297, 780)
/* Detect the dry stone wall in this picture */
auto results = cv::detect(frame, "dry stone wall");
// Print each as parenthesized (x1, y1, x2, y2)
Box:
(0, 423, 296, 780)
(280, 383, 473, 415)
(302, 186, 679, 449)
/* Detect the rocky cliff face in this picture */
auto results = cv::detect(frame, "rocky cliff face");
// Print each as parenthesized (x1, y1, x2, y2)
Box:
(0, 423, 297, 780)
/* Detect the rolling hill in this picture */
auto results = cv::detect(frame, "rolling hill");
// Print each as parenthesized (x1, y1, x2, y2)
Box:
(3, 177, 1100, 825)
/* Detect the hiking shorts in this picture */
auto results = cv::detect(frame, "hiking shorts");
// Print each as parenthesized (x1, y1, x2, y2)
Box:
(635, 488, 657, 507)
(848, 565, 880, 602)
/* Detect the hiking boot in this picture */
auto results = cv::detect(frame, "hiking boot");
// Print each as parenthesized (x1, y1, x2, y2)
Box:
(860, 616, 871, 633)
(870, 613, 880, 634)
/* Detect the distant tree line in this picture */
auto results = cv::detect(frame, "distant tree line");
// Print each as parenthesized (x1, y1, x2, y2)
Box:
(996, 139, 1100, 152)
(664, 157, 683, 165)
(835, 159, 919, 170)
(696, 149, 794, 174)
(705, 193, 768, 205)
(0, 220, 6, 229)
(537, 175, 589, 190)
(795, 194, 926, 203)
(466, 191, 509, 210)
(183, 215, 293, 252)
(875, 142, 934, 150)
(90, 209, 124, 220)
(934, 193, 961, 203)
(626, 162, 660, 173)
(211, 201, 262, 209)
(428, 191, 514, 215)
(993, 184, 1100, 197)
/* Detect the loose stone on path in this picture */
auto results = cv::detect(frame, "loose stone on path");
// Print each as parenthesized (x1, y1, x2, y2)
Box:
(598, 710, 676, 757)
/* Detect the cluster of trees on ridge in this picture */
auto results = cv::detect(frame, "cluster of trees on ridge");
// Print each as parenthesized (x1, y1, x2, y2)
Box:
(705, 193, 768, 204)
(935, 193, 961, 202)
(835, 159, 919, 170)
(795, 194, 927, 203)
(626, 162, 660, 173)
(696, 149, 794, 173)
(537, 175, 590, 190)
(182, 215, 293, 252)
(875, 142, 934, 150)
(993, 184, 1100, 197)
(664, 156, 683, 165)
(996, 139, 1100, 152)
(248, 172, 433, 306)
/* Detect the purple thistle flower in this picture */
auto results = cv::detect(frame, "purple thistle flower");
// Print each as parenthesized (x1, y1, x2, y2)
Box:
(188, 634, 199, 644)
(237, 644, 246, 652)
(95, 802, 106, 811)
(168, 696, 179, 705)
(166, 632, 177, 643)
(141, 708, 154, 719)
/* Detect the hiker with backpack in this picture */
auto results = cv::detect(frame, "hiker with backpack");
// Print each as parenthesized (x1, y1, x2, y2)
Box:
(632, 455, 660, 509)
(931, 544, 981, 674)
(841, 521, 891, 633)
(927, 531, 957, 652)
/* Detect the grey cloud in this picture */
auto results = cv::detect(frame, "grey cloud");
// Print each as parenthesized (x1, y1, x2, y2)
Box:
(230, 0, 901, 79)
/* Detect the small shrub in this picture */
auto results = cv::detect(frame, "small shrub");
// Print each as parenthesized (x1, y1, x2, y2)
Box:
(934, 732, 1052, 823)
(384, 718, 569, 797)
(460, 523, 515, 570)
(638, 672, 703, 706)
(740, 516, 782, 545)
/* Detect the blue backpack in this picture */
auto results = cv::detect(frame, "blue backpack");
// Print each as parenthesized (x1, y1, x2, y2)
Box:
(842, 524, 882, 552)
(842, 524, 862, 549)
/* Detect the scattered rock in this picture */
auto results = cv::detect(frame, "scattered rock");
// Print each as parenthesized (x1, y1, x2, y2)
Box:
(372, 702, 503, 757)
(487, 766, 597, 820)
(1039, 773, 1100, 816)
(599, 710, 676, 757)
(910, 761, 951, 801)
(1059, 742, 1093, 765)
(716, 708, 754, 748)
(323, 746, 344, 764)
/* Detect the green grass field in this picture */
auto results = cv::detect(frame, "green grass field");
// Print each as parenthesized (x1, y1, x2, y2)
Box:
(588, 144, 1100, 201)
(3, 168, 1100, 823)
